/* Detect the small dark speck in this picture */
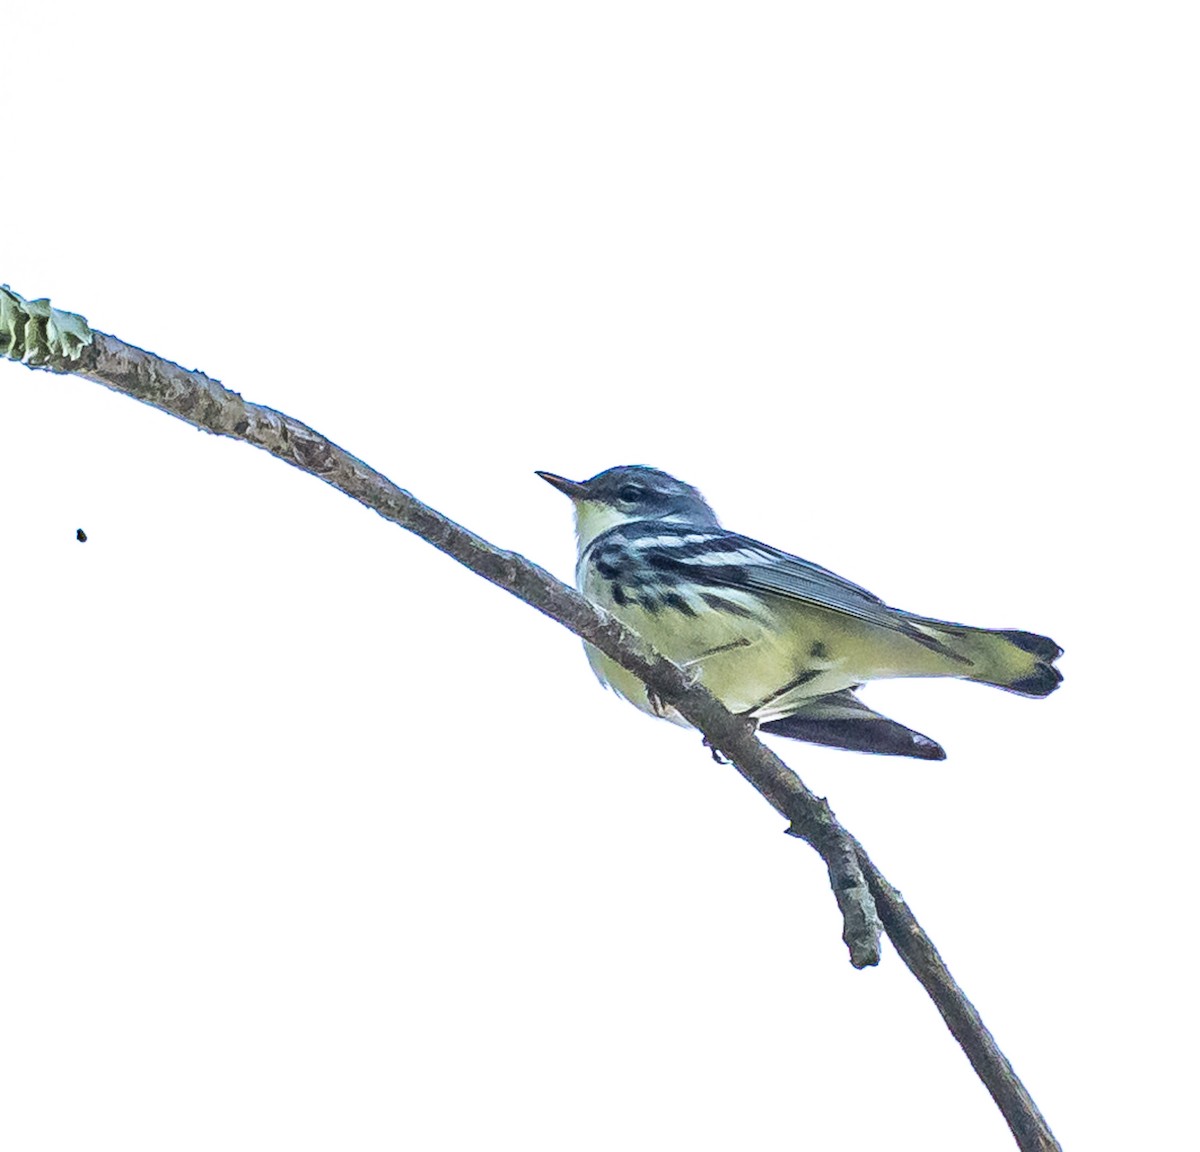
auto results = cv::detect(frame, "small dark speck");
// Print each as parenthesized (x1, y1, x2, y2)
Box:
(810, 641, 827, 659)
(76, 528, 88, 543)
(233, 419, 250, 435)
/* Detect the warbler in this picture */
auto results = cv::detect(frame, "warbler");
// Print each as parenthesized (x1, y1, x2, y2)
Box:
(538, 465, 1062, 760)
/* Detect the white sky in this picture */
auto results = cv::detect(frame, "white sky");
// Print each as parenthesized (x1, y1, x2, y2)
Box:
(3, 4, 1196, 1149)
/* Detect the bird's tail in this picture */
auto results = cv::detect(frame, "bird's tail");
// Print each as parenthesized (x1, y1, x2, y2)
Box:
(909, 621, 1064, 697)
(760, 690, 946, 760)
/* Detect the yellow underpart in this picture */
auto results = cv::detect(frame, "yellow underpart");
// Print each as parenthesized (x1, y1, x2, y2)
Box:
(582, 578, 977, 724)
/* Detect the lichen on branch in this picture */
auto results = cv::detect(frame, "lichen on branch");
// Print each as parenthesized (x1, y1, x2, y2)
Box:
(0, 285, 93, 366)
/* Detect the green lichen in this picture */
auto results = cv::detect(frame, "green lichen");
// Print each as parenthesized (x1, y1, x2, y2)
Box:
(0, 285, 93, 366)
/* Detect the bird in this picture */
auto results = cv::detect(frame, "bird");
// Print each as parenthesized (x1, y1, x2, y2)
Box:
(537, 465, 1062, 760)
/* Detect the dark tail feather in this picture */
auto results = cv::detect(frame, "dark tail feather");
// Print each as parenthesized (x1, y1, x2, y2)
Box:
(1003, 661, 1063, 698)
(991, 630, 1064, 697)
(996, 629, 1064, 662)
(760, 691, 946, 761)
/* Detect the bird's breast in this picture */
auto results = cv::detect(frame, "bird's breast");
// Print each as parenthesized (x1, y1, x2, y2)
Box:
(577, 553, 855, 718)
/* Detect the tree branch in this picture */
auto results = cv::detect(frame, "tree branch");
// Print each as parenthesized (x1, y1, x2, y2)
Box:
(0, 285, 1061, 1151)
(855, 849, 1060, 1151)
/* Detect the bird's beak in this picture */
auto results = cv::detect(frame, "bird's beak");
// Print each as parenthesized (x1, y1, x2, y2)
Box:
(536, 471, 589, 500)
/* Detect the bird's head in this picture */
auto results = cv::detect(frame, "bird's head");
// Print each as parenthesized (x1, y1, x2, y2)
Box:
(537, 465, 719, 550)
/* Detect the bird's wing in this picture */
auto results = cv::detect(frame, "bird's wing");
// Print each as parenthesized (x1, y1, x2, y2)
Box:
(618, 526, 958, 655)
(724, 536, 894, 622)
(628, 527, 894, 626)
(727, 535, 970, 655)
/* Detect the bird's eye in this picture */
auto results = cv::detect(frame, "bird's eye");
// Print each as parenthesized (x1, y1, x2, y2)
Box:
(618, 484, 645, 503)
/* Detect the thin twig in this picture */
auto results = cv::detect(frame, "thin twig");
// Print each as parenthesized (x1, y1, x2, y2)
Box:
(0, 288, 1061, 1151)
(855, 848, 1061, 1152)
